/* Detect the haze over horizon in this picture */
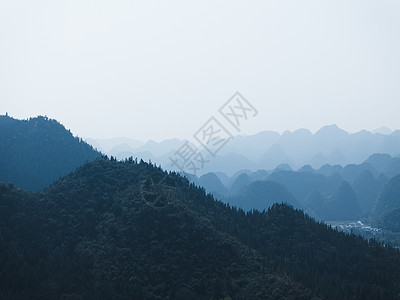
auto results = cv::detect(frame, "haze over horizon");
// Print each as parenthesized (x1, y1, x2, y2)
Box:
(3, 2, 400, 299)
(1, 0, 400, 141)
(1, 113, 397, 144)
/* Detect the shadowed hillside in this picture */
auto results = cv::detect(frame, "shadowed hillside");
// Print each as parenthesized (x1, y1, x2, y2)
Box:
(0, 115, 101, 191)
(1, 158, 400, 299)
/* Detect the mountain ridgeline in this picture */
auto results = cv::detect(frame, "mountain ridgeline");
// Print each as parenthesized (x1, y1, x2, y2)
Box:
(91, 124, 400, 175)
(373, 174, 400, 232)
(2, 115, 400, 299)
(0, 115, 101, 191)
(192, 154, 400, 224)
(1, 157, 400, 299)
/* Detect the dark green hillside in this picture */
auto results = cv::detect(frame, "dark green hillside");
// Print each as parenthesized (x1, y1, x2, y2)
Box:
(0, 158, 313, 299)
(0, 115, 101, 191)
(1, 158, 400, 299)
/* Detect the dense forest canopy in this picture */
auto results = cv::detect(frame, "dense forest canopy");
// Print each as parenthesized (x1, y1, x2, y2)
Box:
(0, 115, 101, 191)
(1, 157, 400, 299)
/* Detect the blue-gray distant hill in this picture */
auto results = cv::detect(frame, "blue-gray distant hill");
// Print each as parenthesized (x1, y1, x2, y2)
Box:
(373, 174, 400, 232)
(188, 154, 400, 222)
(92, 124, 400, 176)
(0, 115, 101, 191)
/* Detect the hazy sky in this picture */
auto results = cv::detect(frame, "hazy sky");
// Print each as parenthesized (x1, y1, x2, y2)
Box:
(1, 0, 399, 141)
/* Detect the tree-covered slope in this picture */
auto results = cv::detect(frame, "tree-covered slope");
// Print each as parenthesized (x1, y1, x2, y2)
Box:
(0, 158, 313, 300)
(1, 158, 400, 299)
(0, 115, 101, 191)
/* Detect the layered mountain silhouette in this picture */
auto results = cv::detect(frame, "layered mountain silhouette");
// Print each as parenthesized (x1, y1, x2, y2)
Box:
(2, 115, 399, 224)
(1, 158, 400, 299)
(353, 170, 388, 212)
(188, 154, 400, 221)
(88, 124, 400, 176)
(198, 172, 228, 198)
(373, 174, 400, 232)
(2, 115, 400, 298)
(228, 180, 301, 211)
(0, 115, 101, 191)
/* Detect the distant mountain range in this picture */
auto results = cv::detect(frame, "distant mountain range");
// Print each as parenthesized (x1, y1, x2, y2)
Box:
(2, 114, 400, 298)
(87, 124, 400, 176)
(2, 115, 399, 225)
(186, 153, 400, 223)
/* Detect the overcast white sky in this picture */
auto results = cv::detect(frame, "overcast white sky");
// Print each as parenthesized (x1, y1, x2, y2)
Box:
(1, 0, 399, 141)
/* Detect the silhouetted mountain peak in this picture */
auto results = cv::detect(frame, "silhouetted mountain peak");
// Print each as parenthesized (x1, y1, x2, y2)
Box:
(0, 115, 101, 191)
(315, 124, 349, 138)
(232, 180, 301, 211)
(293, 128, 313, 136)
(298, 165, 315, 173)
(373, 174, 400, 217)
(282, 128, 313, 138)
(391, 130, 400, 137)
(198, 172, 227, 196)
(326, 181, 361, 220)
(274, 163, 293, 172)
(372, 127, 392, 135)
(230, 172, 251, 195)
(353, 129, 370, 137)
(365, 153, 392, 171)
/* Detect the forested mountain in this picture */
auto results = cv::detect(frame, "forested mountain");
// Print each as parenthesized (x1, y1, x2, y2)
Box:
(1, 157, 400, 299)
(0, 115, 101, 191)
